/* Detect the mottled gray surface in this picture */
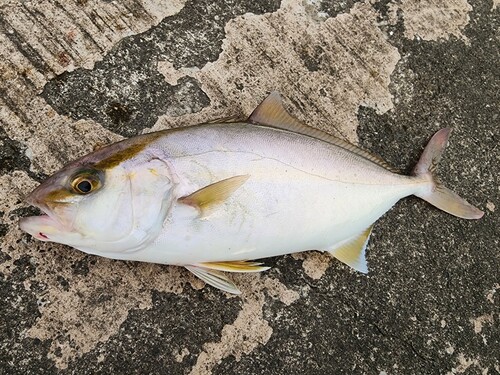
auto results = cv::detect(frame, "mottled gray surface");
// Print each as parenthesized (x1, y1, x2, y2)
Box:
(0, 0, 498, 374)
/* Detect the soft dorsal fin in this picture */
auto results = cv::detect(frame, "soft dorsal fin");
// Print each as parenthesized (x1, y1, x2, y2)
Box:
(178, 175, 249, 214)
(185, 265, 241, 294)
(328, 225, 374, 273)
(196, 260, 270, 273)
(248, 92, 397, 172)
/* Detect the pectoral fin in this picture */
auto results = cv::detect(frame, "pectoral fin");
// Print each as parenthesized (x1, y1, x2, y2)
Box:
(196, 260, 270, 273)
(178, 175, 250, 213)
(328, 225, 373, 273)
(185, 265, 241, 294)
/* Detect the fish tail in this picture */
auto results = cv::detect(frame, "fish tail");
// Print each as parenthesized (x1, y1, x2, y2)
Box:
(412, 128, 484, 219)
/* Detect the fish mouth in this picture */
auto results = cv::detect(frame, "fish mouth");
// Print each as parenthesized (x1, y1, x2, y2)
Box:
(19, 203, 67, 242)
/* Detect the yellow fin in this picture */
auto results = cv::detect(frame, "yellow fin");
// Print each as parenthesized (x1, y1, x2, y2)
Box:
(328, 225, 373, 273)
(248, 92, 397, 172)
(178, 175, 250, 212)
(197, 260, 270, 273)
(185, 265, 241, 294)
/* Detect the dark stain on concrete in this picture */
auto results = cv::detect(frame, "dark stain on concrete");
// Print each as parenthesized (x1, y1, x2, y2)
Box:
(9, 206, 44, 220)
(0, 126, 32, 176)
(41, 0, 281, 137)
(64, 289, 241, 374)
(70, 255, 94, 277)
(0, 126, 47, 182)
(0, 224, 8, 238)
(319, 0, 362, 17)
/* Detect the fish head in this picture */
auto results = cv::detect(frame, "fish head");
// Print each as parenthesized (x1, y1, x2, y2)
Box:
(20, 135, 175, 253)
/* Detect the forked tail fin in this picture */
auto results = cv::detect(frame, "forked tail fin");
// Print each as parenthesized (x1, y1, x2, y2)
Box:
(413, 128, 483, 219)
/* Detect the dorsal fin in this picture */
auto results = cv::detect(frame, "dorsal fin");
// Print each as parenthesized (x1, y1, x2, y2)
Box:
(248, 92, 397, 172)
(206, 116, 245, 124)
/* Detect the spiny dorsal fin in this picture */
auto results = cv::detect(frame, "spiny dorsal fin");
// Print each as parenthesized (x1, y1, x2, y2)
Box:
(185, 265, 241, 294)
(196, 260, 270, 273)
(206, 116, 245, 124)
(178, 175, 250, 213)
(248, 92, 397, 172)
(328, 225, 373, 273)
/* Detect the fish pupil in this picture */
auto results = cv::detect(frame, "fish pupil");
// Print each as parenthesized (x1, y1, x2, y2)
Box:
(77, 180, 92, 193)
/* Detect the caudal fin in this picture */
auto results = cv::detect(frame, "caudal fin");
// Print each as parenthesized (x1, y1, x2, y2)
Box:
(413, 128, 483, 219)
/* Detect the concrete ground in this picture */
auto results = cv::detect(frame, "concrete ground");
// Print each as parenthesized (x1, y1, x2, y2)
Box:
(0, 0, 498, 373)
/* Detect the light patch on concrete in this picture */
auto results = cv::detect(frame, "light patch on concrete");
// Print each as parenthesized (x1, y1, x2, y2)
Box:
(389, 0, 473, 42)
(485, 201, 495, 212)
(292, 252, 332, 279)
(470, 313, 494, 334)
(0, 0, 185, 73)
(493, 0, 500, 10)
(263, 276, 300, 305)
(2, 97, 122, 175)
(155, 0, 400, 144)
(486, 283, 499, 304)
(157, 60, 187, 86)
(189, 274, 298, 375)
(174, 347, 190, 363)
(445, 353, 486, 374)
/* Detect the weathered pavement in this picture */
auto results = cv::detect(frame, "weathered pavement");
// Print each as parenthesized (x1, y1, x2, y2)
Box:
(0, 0, 498, 373)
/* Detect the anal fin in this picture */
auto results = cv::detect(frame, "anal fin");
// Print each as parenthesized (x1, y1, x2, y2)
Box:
(185, 265, 241, 294)
(328, 225, 373, 273)
(196, 260, 270, 273)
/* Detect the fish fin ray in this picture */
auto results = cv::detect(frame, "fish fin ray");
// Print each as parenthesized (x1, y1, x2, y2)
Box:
(248, 92, 398, 172)
(328, 225, 373, 273)
(185, 265, 241, 294)
(206, 116, 245, 124)
(196, 260, 270, 273)
(413, 128, 483, 219)
(178, 175, 250, 213)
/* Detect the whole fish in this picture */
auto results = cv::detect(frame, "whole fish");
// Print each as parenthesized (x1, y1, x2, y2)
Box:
(20, 93, 483, 294)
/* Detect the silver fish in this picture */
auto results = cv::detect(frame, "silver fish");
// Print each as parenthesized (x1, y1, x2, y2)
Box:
(20, 93, 483, 294)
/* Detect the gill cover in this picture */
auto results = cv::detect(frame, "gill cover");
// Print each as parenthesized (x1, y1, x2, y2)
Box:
(75, 158, 175, 254)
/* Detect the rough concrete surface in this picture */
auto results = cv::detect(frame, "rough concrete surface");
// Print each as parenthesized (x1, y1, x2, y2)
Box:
(0, 0, 498, 373)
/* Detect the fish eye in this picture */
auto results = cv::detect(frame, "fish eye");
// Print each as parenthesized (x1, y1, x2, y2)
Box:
(71, 172, 102, 195)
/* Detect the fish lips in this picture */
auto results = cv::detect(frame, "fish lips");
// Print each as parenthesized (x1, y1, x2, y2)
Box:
(19, 214, 61, 241)
(19, 196, 73, 242)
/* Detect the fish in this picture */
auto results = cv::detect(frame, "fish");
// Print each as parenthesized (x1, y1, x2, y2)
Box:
(19, 93, 484, 294)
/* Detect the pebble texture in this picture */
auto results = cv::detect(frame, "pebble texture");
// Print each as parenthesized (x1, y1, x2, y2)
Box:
(0, 0, 498, 374)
